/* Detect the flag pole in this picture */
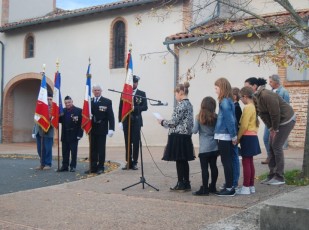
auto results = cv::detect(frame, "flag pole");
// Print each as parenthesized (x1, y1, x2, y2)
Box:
(127, 115, 131, 169)
(40, 64, 46, 170)
(56, 59, 60, 171)
(88, 57, 92, 174)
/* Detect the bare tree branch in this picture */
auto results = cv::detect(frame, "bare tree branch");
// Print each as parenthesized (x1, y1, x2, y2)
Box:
(274, 0, 309, 31)
(216, 0, 305, 46)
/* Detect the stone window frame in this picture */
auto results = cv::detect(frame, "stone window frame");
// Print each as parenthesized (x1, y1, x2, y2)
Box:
(110, 17, 127, 69)
(24, 33, 35, 58)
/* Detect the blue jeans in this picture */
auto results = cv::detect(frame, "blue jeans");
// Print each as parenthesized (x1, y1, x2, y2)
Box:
(232, 145, 240, 187)
(263, 127, 270, 157)
(36, 134, 53, 167)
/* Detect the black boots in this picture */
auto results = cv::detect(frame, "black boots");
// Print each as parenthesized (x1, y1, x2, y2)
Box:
(170, 181, 185, 191)
(192, 186, 209, 196)
(184, 180, 191, 191)
(170, 181, 191, 192)
(209, 183, 217, 194)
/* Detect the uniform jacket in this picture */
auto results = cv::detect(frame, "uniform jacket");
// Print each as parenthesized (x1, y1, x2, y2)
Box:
(255, 86, 294, 131)
(118, 89, 148, 127)
(59, 106, 83, 142)
(91, 96, 115, 135)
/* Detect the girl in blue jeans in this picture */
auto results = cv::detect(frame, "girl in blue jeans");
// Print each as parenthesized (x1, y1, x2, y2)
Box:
(214, 78, 237, 197)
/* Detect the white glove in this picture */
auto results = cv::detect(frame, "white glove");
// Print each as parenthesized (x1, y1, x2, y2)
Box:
(107, 130, 114, 137)
(118, 122, 123, 130)
(32, 134, 36, 139)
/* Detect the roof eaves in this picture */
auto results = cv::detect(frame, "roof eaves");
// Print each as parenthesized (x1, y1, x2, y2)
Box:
(0, 0, 158, 32)
(163, 27, 280, 45)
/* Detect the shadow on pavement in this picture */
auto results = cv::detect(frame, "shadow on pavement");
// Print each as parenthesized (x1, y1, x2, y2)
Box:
(0, 155, 118, 195)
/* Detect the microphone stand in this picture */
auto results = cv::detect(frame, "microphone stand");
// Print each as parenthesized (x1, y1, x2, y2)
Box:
(108, 89, 160, 191)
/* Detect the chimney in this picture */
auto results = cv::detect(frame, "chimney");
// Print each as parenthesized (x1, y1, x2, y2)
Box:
(1, 0, 9, 26)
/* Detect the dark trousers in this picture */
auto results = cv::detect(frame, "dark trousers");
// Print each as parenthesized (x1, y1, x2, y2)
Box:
(62, 141, 78, 169)
(123, 120, 141, 166)
(199, 154, 218, 188)
(90, 134, 106, 171)
(176, 160, 190, 182)
(218, 140, 234, 188)
(269, 120, 295, 180)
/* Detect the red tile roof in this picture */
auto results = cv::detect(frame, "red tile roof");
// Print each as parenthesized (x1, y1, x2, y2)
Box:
(0, 0, 158, 32)
(164, 9, 309, 44)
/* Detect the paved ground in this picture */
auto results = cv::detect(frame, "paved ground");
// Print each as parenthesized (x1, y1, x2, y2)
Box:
(0, 143, 305, 229)
(0, 156, 90, 195)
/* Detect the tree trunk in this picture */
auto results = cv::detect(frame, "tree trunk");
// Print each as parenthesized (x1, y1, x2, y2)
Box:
(302, 97, 309, 177)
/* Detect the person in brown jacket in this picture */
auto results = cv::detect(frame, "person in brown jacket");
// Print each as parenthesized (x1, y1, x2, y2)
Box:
(244, 77, 295, 185)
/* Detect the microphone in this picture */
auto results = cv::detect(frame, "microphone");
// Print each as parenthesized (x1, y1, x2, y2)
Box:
(152, 102, 168, 106)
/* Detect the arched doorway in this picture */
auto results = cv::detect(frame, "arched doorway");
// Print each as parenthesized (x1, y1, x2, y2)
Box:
(2, 73, 53, 143)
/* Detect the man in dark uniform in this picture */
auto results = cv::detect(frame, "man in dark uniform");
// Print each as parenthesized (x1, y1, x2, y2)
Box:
(85, 84, 115, 175)
(119, 75, 148, 170)
(58, 96, 83, 172)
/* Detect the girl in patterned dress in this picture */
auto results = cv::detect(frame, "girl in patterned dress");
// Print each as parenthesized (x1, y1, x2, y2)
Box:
(158, 82, 195, 192)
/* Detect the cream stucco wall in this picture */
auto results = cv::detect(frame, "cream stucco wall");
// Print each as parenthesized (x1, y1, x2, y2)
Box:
(1, 0, 307, 147)
(191, 0, 309, 31)
(177, 38, 278, 146)
(246, 0, 309, 15)
(2, 3, 183, 147)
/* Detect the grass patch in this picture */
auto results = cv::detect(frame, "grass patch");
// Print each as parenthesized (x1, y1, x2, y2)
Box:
(258, 169, 309, 186)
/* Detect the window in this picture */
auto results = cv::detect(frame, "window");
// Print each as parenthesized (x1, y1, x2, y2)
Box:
(25, 34, 34, 58)
(112, 20, 126, 68)
(287, 67, 309, 81)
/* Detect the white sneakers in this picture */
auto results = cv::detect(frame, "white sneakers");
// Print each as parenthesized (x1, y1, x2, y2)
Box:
(260, 177, 285, 185)
(236, 186, 250, 195)
(236, 186, 256, 195)
(266, 178, 285, 185)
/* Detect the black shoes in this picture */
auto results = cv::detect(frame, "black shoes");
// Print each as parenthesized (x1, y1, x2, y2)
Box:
(58, 166, 76, 172)
(131, 164, 138, 170)
(170, 181, 191, 192)
(122, 163, 138, 170)
(57, 166, 68, 172)
(209, 184, 218, 194)
(192, 186, 209, 196)
(84, 169, 97, 174)
(215, 188, 236, 197)
(122, 164, 132, 170)
(184, 180, 191, 191)
(170, 181, 186, 192)
(97, 169, 104, 175)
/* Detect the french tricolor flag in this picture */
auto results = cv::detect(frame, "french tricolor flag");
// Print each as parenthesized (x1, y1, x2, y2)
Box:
(34, 73, 50, 132)
(51, 71, 63, 129)
(81, 64, 92, 134)
(121, 51, 134, 121)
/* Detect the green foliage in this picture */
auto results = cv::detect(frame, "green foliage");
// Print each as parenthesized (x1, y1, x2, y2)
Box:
(258, 169, 309, 186)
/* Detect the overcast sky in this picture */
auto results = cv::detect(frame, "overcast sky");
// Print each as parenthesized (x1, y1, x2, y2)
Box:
(57, 0, 116, 10)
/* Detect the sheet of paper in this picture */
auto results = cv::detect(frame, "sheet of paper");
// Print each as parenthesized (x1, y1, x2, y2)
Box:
(153, 112, 163, 120)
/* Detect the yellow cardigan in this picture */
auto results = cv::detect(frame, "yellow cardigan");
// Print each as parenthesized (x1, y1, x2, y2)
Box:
(237, 103, 258, 141)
